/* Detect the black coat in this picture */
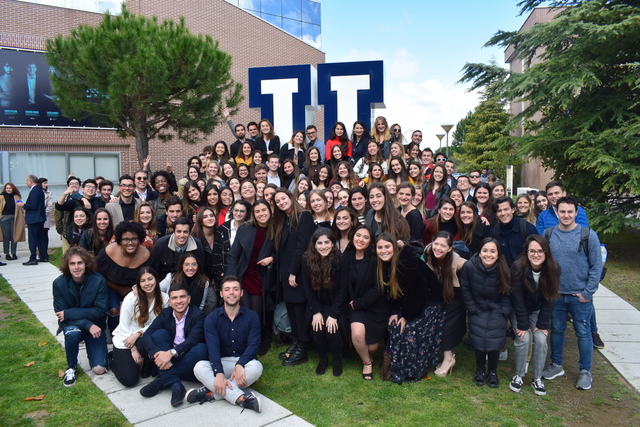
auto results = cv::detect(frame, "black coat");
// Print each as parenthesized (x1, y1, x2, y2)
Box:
(346, 251, 388, 315)
(151, 235, 204, 280)
(459, 253, 511, 352)
(273, 210, 314, 303)
(140, 305, 205, 358)
(490, 215, 538, 266)
(279, 146, 306, 170)
(301, 255, 349, 319)
(510, 260, 556, 331)
(212, 220, 234, 287)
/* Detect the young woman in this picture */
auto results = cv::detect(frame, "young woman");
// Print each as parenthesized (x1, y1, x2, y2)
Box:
(422, 197, 460, 245)
(111, 267, 168, 387)
(195, 177, 207, 194)
(362, 163, 385, 188)
(132, 203, 158, 250)
(325, 121, 352, 160)
(308, 189, 333, 229)
(459, 201, 491, 255)
(396, 182, 424, 242)
(332, 206, 358, 253)
(388, 142, 405, 167)
(384, 179, 399, 208)
(234, 141, 255, 166)
(212, 140, 232, 164)
(491, 181, 506, 199)
(407, 161, 425, 187)
(237, 163, 251, 180)
(182, 180, 202, 223)
(222, 161, 238, 184)
(322, 188, 335, 214)
(240, 180, 257, 204)
(459, 238, 511, 388)
(390, 123, 403, 144)
(302, 228, 349, 376)
(280, 130, 307, 169)
(337, 188, 350, 209)
(228, 177, 242, 201)
(424, 232, 467, 378)
(335, 161, 359, 189)
(424, 164, 450, 217)
(327, 145, 351, 177)
(271, 188, 314, 366)
(205, 159, 224, 183)
(473, 182, 495, 222)
(202, 185, 221, 216)
(256, 180, 267, 200)
(346, 225, 388, 380)
(349, 186, 369, 225)
(297, 190, 309, 207)
(252, 150, 264, 168)
(316, 165, 332, 189)
(212, 199, 251, 288)
(304, 146, 322, 184)
(178, 166, 201, 198)
(508, 235, 559, 396)
(365, 182, 410, 240)
(67, 207, 92, 247)
(160, 253, 217, 314)
(388, 156, 409, 185)
(354, 140, 387, 179)
(534, 191, 549, 218)
(405, 142, 421, 164)
(227, 199, 277, 355)
(412, 185, 427, 220)
(256, 118, 281, 156)
(79, 208, 115, 255)
(218, 187, 234, 226)
(515, 193, 536, 225)
(371, 116, 391, 158)
(377, 233, 444, 384)
(351, 120, 371, 163)
(191, 206, 217, 283)
(448, 188, 465, 208)
(293, 177, 313, 201)
(0, 182, 24, 260)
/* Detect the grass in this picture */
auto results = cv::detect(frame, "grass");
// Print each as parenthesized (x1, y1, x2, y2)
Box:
(601, 227, 640, 310)
(0, 275, 129, 427)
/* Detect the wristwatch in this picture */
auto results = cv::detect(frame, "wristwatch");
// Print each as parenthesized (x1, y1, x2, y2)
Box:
(170, 349, 178, 358)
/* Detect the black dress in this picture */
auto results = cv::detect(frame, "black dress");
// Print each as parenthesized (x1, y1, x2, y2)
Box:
(348, 253, 389, 345)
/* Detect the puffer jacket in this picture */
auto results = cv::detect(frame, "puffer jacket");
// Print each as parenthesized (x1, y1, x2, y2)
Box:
(459, 253, 511, 352)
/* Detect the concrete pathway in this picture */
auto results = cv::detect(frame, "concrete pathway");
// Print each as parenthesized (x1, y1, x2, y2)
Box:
(3, 231, 313, 427)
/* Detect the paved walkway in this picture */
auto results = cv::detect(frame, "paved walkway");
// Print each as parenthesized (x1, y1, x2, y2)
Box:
(2, 231, 312, 427)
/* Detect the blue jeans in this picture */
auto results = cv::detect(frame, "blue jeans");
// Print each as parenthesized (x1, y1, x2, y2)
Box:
(550, 294, 593, 371)
(146, 329, 208, 387)
(63, 325, 108, 370)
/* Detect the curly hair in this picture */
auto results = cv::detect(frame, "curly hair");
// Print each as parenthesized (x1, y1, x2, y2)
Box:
(60, 246, 97, 276)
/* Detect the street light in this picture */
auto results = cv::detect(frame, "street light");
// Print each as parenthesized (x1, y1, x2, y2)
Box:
(441, 124, 454, 158)
(436, 134, 445, 151)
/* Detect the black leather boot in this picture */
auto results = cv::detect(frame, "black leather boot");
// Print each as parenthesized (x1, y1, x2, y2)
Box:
(282, 344, 308, 366)
(278, 340, 298, 361)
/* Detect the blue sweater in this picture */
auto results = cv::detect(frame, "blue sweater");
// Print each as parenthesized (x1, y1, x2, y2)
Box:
(536, 205, 589, 234)
(548, 225, 602, 300)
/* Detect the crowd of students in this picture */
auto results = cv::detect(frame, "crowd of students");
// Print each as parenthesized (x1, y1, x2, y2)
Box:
(48, 115, 605, 409)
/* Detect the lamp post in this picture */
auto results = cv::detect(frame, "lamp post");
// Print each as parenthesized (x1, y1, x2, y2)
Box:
(441, 124, 454, 158)
(436, 134, 445, 151)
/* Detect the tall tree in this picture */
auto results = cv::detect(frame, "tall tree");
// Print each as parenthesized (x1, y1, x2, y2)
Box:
(46, 6, 243, 167)
(460, 0, 640, 233)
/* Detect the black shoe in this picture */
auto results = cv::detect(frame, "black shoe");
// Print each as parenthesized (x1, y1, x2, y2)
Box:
(315, 356, 328, 375)
(474, 369, 486, 387)
(333, 358, 343, 377)
(282, 346, 308, 366)
(186, 386, 214, 405)
(592, 333, 605, 349)
(279, 341, 298, 361)
(37, 258, 48, 263)
(23, 260, 38, 266)
(0, 261, 6, 266)
(12, 254, 18, 260)
(487, 370, 500, 388)
(239, 391, 261, 413)
(140, 378, 164, 397)
(140, 358, 153, 379)
(170, 383, 186, 406)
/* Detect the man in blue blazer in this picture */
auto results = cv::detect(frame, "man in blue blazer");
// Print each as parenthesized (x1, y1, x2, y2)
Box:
(21, 174, 47, 264)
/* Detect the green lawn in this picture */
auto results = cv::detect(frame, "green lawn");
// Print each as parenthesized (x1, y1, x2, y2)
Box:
(601, 227, 640, 310)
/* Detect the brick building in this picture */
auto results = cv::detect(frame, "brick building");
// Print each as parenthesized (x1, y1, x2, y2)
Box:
(0, 0, 325, 195)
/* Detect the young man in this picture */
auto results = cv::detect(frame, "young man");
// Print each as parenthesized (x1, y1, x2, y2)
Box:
(266, 154, 281, 187)
(306, 125, 326, 163)
(468, 169, 482, 197)
(253, 163, 268, 182)
(247, 121, 259, 141)
(106, 175, 141, 227)
(156, 196, 182, 237)
(96, 179, 114, 208)
(490, 196, 538, 266)
(53, 247, 108, 386)
(229, 125, 247, 158)
(139, 284, 207, 406)
(188, 276, 263, 412)
(420, 148, 434, 177)
(411, 130, 423, 145)
(445, 160, 457, 189)
(455, 175, 474, 202)
(22, 174, 47, 264)
(542, 196, 602, 390)
(151, 217, 204, 279)
(536, 181, 589, 234)
(133, 169, 159, 206)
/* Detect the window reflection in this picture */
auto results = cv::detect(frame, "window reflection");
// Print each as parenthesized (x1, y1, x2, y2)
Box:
(282, 0, 302, 20)
(283, 18, 302, 38)
(261, 13, 283, 29)
(302, 0, 321, 25)
(261, 0, 282, 16)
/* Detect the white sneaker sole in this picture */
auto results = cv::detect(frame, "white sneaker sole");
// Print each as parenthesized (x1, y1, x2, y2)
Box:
(542, 368, 565, 380)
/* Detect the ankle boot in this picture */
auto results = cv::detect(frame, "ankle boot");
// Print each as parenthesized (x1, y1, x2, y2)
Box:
(279, 340, 298, 361)
(282, 344, 308, 366)
(316, 354, 328, 375)
(332, 354, 343, 377)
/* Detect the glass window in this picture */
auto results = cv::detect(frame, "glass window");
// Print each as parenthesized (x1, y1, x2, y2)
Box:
(70, 154, 95, 181)
(302, 23, 322, 49)
(239, 0, 259, 11)
(95, 155, 119, 181)
(261, 13, 283, 29)
(282, 0, 301, 20)
(283, 18, 302, 38)
(302, 0, 321, 25)
(9, 153, 66, 186)
(260, 0, 282, 16)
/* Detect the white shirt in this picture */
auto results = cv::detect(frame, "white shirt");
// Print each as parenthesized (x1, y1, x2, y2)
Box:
(111, 291, 169, 349)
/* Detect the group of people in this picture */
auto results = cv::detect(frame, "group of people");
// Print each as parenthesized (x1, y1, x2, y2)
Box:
(48, 114, 605, 413)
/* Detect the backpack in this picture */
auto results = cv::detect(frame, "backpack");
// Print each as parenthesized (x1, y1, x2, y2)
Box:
(452, 240, 471, 260)
(544, 225, 607, 281)
(273, 301, 292, 338)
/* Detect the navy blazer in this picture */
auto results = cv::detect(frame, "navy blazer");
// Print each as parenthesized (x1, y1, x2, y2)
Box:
(52, 272, 108, 334)
(24, 184, 46, 224)
(141, 305, 206, 358)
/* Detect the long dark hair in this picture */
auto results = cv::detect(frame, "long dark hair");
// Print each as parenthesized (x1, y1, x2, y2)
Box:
(330, 121, 350, 153)
(91, 208, 114, 255)
(473, 182, 494, 217)
(459, 201, 480, 246)
(304, 228, 337, 291)
(513, 235, 560, 301)
(388, 156, 409, 183)
(72, 207, 92, 233)
(171, 253, 208, 289)
(427, 163, 448, 192)
(368, 182, 410, 240)
(425, 231, 455, 304)
(271, 188, 306, 247)
(478, 237, 511, 294)
(331, 206, 358, 242)
(376, 232, 402, 299)
(134, 267, 164, 327)
(425, 196, 461, 236)
(191, 206, 216, 242)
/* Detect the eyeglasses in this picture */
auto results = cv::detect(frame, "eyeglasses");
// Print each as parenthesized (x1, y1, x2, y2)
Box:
(306, 131, 316, 135)
(528, 249, 545, 256)
(83, 185, 96, 190)
(136, 176, 148, 181)
(120, 184, 135, 189)
(121, 238, 139, 244)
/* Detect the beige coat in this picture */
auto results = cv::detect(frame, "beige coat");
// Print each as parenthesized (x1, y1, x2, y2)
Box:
(0, 194, 26, 242)
(424, 243, 466, 288)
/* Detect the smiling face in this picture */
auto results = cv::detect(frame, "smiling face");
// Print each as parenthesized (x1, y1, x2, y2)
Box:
(153, 176, 168, 194)
(535, 195, 548, 211)
(546, 185, 566, 208)
(371, 165, 383, 179)
(315, 234, 333, 258)
(384, 180, 396, 195)
(353, 228, 371, 252)
(309, 149, 319, 163)
(83, 182, 97, 198)
(232, 203, 247, 222)
(318, 167, 329, 182)
(350, 192, 366, 212)
(439, 202, 456, 222)
(253, 203, 271, 226)
(397, 186, 413, 207)
(309, 193, 326, 214)
(376, 238, 394, 262)
(67, 254, 86, 282)
(188, 168, 199, 181)
(369, 188, 385, 211)
(479, 241, 499, 268)
(260, 121, 271, 135)
(335, 210, 352, 231)
(120, 231, 140, 254)
(138, 272, 157, 295)
(390, 143, 402, 158)
(187, 186, 201, 202)
(332, 145, 343, 160)
(238, 166, 249, 179)
(223, 164, 235, 178)
(169, 289, 191, 315)
(119, 179, 134, 198)
(174, 224, 191, 247)
(206, 188, 219, 206)
(557, 202, 577, 228)
(527, 240, 546, 269)
(338, 189, 350, 207)
(215, 143, 226, 156)
(229, 179, 240, 193)
(293, 131, 304, 145)
(253, 152, 263, 164)
(297, 180, 310, 192)
(433, 167, 444, 182)
(220, 279, 242, 307)
(459, 205, 475, 225)
(334, 124, 344, 137)
(475, 187, 490, 204)
(391, 160, 403, 174)
(492, 185, 505, 199)
(367, 141, 379, 156)
(354, 123, 364, 137)
(432, 237, 452, 259)
(421, 151, 433, 165)
(408, 164, 420, 178)
(283, 161, 294, 175)
(242, 143, 252, 156)
(73, 210, 88, 227)
(412, 188, 423, 208)
(241, 182, 255, 200)
(95, 211, 110, 230)
(496, 201, 515, 224)
(274, 192, 292, 213)
(517, 197, 531, 215)
(166, 203, 182, 225)
(449, 190, 463, 207)
(207, 162, 219, 177)
(182, 256, 198, 278)
(338, 164, 348, 178)
(201, 208, 216, 228)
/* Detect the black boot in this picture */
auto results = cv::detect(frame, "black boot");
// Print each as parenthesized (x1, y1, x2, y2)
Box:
(315, 354, 328, 375)
(474, 368, 486, 387)
(332, 353, 343, 377)
(279, 340, 298, 361)
(282, 344, 308, 366)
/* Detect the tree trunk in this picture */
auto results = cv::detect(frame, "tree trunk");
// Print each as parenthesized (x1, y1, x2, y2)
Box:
(135, 132, 149, 170)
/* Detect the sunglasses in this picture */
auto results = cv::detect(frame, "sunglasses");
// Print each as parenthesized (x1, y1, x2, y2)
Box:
(393, 128, 401, 132)
(136, 176, 148, 181)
